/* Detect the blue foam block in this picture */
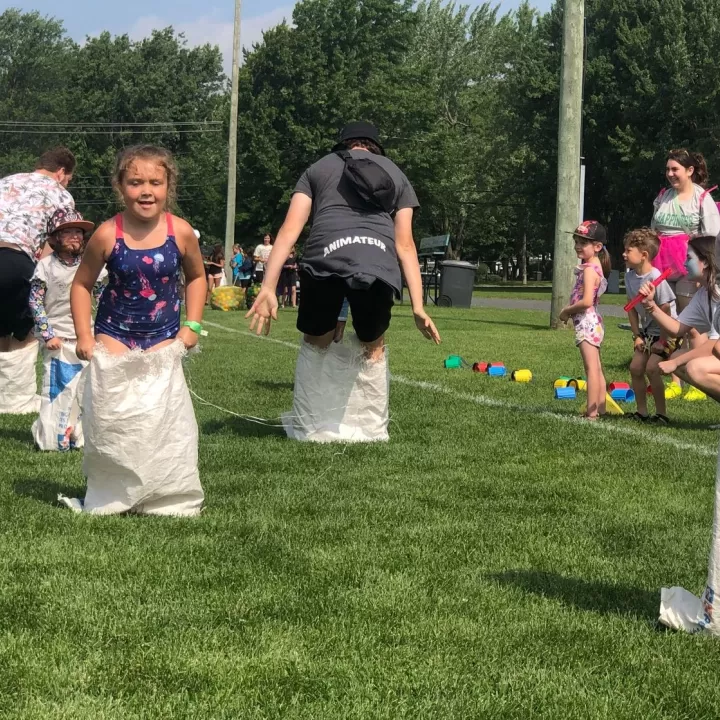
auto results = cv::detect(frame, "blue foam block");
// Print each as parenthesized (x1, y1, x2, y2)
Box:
(610, 388, 635, 403)
(554, 386, 577, 400)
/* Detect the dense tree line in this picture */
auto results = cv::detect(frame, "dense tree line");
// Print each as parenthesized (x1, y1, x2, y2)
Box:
(3, 1, 720, 271)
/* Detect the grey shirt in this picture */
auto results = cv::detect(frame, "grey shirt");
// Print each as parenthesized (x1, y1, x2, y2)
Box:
(651, 184, 720, 237)
(293, 150, 419, 295)
(625, 267, 677, 335)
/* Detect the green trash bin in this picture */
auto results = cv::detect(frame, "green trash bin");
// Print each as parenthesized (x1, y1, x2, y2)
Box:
(438, 260, 476, 308)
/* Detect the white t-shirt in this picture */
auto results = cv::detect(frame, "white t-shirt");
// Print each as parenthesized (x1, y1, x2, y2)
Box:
(0, 172, 75, 259)
(678, 287, 720, 339)
(626, 267, 676, 335)
(254, 243, 272, 271)
(32, 255, 106, 340)
(651, 184, 720, 237)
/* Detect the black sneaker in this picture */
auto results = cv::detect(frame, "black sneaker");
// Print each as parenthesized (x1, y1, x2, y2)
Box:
(626, 412, 650, 422)
(649, 414, 670, 425)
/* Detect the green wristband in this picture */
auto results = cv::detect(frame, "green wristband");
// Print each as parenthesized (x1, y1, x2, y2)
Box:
(183, 320, 207, 336)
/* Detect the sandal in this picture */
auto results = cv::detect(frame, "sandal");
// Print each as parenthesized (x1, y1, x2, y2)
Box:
(649, 414, 671, 425)
(626, 412, 649, 422)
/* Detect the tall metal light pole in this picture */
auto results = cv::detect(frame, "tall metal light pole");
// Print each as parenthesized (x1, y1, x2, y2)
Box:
(224, 0, 242, 285)
(550, 0, 584, 328)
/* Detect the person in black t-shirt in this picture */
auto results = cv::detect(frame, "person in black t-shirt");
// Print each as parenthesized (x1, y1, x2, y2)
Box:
(247, 121, 440, 355)
(246, 122, 440, 443)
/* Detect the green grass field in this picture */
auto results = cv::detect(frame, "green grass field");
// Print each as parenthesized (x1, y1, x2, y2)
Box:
(474, 285, 628, 305)
(2, 305, 720, 719)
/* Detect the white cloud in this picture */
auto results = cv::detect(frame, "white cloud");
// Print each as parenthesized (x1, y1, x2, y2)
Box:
(129, 6, 295, 75)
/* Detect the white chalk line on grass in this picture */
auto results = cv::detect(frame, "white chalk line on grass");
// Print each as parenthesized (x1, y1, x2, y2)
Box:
(203, 320, 718, 458)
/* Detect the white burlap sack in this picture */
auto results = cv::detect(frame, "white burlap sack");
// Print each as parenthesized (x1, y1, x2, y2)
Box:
(32, 343, 86, 451)
(0, 341, 40, 414)
(282, 336, 389, 443)
(659, 447, 720, 634)
(59, 340, 203, 516)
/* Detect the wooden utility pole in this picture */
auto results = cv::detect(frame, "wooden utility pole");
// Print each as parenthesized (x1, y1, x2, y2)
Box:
(550, 0, 584, 328)
(224, 0, 242, 285)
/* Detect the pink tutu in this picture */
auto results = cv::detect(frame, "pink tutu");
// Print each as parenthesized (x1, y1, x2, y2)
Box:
(652, 233, 689, 280)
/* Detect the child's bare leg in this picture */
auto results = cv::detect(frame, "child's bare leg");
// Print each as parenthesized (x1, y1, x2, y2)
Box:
(361, 335, 385, 362)
(686, 356, 720, 402)
(630, 351, 649, 416)
(646, 353, 667, 416)
(579, 342, 602, 417)
(304, 331, 334, 350)
(95, 334, 130, 355)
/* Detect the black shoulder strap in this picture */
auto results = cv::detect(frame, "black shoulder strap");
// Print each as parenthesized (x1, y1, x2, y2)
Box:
(335, 150, 352, 161)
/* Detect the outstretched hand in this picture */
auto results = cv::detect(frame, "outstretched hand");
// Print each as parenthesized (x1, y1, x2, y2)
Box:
(246, 288, 279, 336)
(414, 310, 441, 344)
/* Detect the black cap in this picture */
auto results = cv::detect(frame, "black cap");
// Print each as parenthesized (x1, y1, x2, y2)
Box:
(572, 220, 607, 244)
(332, 121, 385, 155)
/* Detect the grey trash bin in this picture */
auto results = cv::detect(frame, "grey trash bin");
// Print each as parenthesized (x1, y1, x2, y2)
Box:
(438, 260, 476, 308)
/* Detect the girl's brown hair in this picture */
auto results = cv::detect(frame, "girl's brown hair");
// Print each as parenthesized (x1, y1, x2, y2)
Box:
(576, 237, 611, 277)
(667, 148, 709, 188)
(112, 145, 178, 208)
(211, 244, 224, 264)
(688, 235, 719, 304)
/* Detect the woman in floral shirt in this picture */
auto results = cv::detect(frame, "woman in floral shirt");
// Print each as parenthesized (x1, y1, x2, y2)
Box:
(0, 147, 76, 352)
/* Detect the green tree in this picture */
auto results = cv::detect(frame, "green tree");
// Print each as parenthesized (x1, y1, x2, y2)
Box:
(0, 9, 76, 174)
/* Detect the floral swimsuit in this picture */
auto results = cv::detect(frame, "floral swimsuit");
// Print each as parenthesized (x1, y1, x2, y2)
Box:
(95, 213, 181, 350)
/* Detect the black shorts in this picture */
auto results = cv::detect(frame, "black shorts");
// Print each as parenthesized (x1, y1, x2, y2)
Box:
(297, 270, 394, 343)
(0, 248, 35, 340)
(279, 270, 298, 293)
(640, 332, 682, 359)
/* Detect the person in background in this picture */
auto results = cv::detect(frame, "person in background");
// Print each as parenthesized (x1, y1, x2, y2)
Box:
(0, 147, 76, 354)
(231, 244, 243, 285)
(205, 244, 224, 304)
(253, 233, 273, 283)
(29, 208, 105, 451)
(279, 249, 299, 308)
(651, 148, 720, 399)
(237, 248, 254, 288)
(558, 221, 610, 420)
(623, 228, 677, 424)
(639, 236, 720, 409)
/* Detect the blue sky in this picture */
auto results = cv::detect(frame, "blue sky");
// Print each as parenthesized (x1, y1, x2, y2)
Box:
(10, 0, 554, 72)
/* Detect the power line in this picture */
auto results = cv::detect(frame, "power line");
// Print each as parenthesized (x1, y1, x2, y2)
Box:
(0, 129, 222, 135)
(0, 121, 222, 127)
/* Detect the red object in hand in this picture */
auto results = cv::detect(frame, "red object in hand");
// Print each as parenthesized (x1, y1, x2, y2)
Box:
(623, 267, 673, 312)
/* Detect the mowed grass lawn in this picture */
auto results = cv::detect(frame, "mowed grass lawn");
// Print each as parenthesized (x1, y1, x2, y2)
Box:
(474, 286, 629, 306)
(3, 305, 720, 719)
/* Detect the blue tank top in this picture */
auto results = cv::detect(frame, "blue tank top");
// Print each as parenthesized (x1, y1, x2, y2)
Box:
(95, 213, 181, 350)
